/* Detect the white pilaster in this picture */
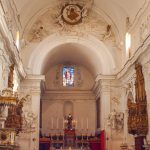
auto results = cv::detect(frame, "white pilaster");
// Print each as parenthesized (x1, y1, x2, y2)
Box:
(94, 75, 116, 150)
(19, 75, 45, 150)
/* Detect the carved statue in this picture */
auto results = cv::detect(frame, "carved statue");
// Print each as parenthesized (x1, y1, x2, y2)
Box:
(108, 109, 117, 129)
(108, 109, 124, 131)
(56, 14, 65, 29)
(8, 64, 14, 88)
(65, 114, 73, 130)
(103, 25, 112, 41)
(19, 94, 37, 132)
(81, 0, 94, 17)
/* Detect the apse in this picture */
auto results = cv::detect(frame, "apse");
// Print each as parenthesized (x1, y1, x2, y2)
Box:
(41, 43, 100, 77)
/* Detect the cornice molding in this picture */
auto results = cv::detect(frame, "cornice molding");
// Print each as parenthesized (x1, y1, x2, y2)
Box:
(95, 74, 116, 82)
(44, 90, 93, 94)
(25, 74, 45, 81)
(42, 90, 95, 101)
(128, 0, 150, 32)
(117, 35, 150, 79)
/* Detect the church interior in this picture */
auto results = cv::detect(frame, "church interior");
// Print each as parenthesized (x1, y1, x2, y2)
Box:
(0, 0, 150, 150)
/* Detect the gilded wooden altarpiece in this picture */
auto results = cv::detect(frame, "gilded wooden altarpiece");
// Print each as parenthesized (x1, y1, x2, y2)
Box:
(128, 63, 148, 136)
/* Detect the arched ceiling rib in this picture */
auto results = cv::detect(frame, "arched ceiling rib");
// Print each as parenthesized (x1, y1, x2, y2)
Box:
(22, 35, 118, 77)
(41, 43, 101, 76)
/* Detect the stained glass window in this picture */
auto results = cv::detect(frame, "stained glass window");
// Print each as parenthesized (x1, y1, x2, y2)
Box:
(63, 66, 74, 87)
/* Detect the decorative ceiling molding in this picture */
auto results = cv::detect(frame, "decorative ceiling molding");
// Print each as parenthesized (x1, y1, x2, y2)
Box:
(128, 0, 150, 31)
(24, 0, 116, 45)
(117, 35, 150, 80)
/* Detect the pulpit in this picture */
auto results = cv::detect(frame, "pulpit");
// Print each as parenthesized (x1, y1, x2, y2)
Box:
(0, 145, 19, 150)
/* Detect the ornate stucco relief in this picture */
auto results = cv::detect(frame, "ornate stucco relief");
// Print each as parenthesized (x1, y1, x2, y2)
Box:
(26, 0, 115, 44)
(107, 109, 124, 132)
(140, 14, 150, 43)
(1, 0, 21, 31)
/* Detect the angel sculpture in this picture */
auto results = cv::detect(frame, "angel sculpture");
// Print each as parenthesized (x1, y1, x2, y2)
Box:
(56, 14, 65, 29)
(103, 25, 112, 41)
(81, 0, 94, 18)
(108, 109, 124, 131)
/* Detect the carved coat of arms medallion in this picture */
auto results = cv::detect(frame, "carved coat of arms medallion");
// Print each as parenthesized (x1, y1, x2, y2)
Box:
(61, 4, 82, 25)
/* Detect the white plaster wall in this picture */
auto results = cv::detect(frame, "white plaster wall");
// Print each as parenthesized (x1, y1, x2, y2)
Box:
(42, 64, 96, 135)
(129, 4, 150, 57)
(42, 99, 96, 135)
(45, 64, 94, 90)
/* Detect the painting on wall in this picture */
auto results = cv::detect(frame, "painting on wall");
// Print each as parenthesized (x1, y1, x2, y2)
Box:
(63, 66, 74, 87)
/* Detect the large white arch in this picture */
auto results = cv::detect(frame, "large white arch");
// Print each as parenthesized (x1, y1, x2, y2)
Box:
(26, 34, 118, 76)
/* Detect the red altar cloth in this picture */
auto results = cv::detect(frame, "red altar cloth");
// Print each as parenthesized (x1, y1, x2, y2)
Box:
(89, 130, 105, 150)
(64, 129, 75, 135)
(89, 140, 101, 150)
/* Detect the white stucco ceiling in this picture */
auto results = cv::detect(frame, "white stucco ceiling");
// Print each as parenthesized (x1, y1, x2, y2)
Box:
(14, 0, 147, 39)
(22, 35, 119, 77)
(18, 0, 148, 77)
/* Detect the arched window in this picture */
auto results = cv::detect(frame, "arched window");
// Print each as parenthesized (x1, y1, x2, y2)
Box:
(63, 66, 74, 87)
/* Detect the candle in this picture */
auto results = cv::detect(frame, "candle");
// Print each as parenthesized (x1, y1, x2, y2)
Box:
(86, 118, 88, 129)
(57, 118, 59, 129)
(76, 118, 78, 129)
(51, 117, 53, 129)
(81, 118, 83, 129)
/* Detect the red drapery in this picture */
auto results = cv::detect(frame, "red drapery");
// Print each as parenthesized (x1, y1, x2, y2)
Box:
(89, 130, 105, 150)
(100, 130, 105, 150)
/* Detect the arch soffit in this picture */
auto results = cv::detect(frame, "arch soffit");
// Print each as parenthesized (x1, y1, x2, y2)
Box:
(27, 35, 117, 76)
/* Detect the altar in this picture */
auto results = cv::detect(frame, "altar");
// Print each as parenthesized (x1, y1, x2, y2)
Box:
(40, 114, 104, 150)
(40, 131, 104, 150)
